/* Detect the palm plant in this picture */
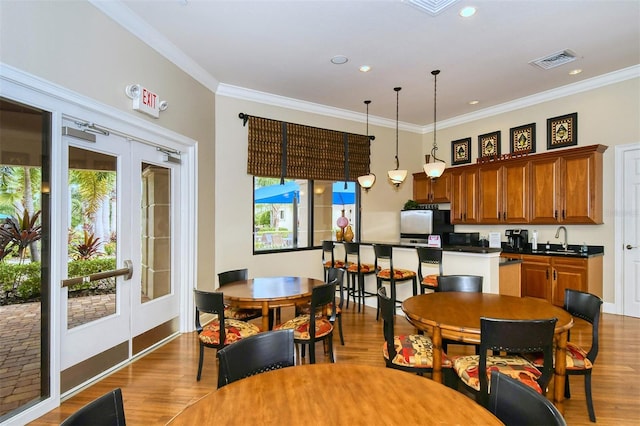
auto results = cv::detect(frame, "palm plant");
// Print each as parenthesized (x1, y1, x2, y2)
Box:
(0, 210, 42, 263)
(70, 231, 102, 260)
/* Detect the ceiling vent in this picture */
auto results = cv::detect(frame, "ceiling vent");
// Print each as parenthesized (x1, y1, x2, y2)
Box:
(406, 0, 461, 16)
(529, 49, 578, 70)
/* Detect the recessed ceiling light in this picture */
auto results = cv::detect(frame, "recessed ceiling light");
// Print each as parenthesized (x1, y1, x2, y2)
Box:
(331, 55, 349, 65)
(469, 100, 479, 105)
(459, 6, 476, 17)
(569, 68, 582, 75)
(359, 65, 371, 72)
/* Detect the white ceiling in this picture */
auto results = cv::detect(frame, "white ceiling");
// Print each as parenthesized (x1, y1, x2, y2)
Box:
(95, 0, 640, 128)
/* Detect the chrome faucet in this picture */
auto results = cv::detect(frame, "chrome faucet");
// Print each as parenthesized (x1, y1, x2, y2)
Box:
(555, 226, 568, 250)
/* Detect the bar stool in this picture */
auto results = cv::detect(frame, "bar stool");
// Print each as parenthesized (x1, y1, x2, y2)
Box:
(344, 242, 378, 312)
(416, 247, 443, 293)
(321, 240, 345, 281)
(374, 244, 417, 320)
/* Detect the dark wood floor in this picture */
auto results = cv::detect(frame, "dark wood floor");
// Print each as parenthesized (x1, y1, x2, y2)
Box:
(31, 301, 640, 425)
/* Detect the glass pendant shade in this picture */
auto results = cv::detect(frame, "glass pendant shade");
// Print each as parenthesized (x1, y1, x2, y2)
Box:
(358, 173, 376, 191)
(423, 161, 445, 178)
(387, 169, 407, 186)
(423, 69, 446, 179)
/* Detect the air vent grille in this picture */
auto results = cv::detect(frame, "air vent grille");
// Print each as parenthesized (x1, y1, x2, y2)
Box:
(407, 0, 461, 16)
(530, 49, 577, 70)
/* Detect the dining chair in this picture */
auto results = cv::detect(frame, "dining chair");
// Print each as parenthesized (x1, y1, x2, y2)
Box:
(60, 388, 126, 426)
(218, 268, 262, 322)
(452, 316, 557, 407)
(296, 267, 346, 345)
(374, 244, 417, 320)
(274, 281, 336, 363)
(416, 246, 443, 293)
(436, 274, 484, 353)
(377, 287, 454, 384)
(194, 289, 260, 381)
(344, 241, 378, 312)
(526, 288, 603, 422)
(321, 240, 345, 281)
(216, 329, 295, 388)
(488, 371, 567, 426)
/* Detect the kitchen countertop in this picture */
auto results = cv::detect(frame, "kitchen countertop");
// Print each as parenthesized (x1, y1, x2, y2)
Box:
(333, 240, 502, 254)
(500, 243, 604, 258)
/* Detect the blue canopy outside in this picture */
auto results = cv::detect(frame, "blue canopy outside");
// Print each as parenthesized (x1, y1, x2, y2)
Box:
(254, 181, 299, 204)
(332, 182, 355, 205)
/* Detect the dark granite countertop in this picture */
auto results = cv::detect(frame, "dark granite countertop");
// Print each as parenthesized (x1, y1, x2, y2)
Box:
(333, 240, 502, 254)
(500, 243, 604, 259)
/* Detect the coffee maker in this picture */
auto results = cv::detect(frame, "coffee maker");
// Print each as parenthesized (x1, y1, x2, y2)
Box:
(505, 229, 529, 251)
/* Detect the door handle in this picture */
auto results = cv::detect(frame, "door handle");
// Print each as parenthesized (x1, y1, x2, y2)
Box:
(61, 259, 133, 287)
(627, 244, 638, 250)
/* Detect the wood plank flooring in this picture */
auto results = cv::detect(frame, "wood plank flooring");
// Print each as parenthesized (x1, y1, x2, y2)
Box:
(30, 302, 640, 425)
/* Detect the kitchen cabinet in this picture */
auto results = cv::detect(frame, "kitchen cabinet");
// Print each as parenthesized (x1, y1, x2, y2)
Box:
(477, 160, 529, 224)
(530, 144, 606, 224)
(501, 253, 603, 307)
(450, 165, 478, 224)
(412, 170, 451, 203)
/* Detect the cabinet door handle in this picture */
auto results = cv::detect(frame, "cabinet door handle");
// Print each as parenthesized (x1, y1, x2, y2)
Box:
(546, 269, 549, 280)
(562, 210, 566, 220)
(554, 210, 558, 219)
(502, 211, 506, 221)
(553, 270, 557, 280)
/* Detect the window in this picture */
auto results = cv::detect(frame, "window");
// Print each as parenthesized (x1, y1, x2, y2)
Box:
(253, 177, 358, 252)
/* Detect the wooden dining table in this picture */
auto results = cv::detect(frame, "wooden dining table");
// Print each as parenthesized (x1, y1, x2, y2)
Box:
(166, 363, 503, 425)
(218, 276, 324, 331)
(402, 292, 574, 414)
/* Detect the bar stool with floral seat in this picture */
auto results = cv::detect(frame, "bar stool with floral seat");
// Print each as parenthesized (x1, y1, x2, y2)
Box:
(373, 243, 417, 320)
(416, 246, 443, 293)
(321, 240, 345, 281)
(344, 241, 379, 312)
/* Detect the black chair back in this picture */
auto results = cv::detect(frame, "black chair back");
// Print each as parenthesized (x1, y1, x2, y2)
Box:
(217, 329, 295, 388)
(479, 317, 557, 406)
(327, 267, 346, 310)
(377, 287, 397, 364)
(61, 388, 126, 426)
(416, 246, 443, 282)
(488, 371, 567, 426)
(194, 289, 226, 346)
(218, 268, 248, 286)
(437, 275, 483, 293)
(564, 288, 602, 363)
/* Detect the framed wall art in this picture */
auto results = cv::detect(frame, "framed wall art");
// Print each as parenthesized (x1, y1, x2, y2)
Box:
(547, 112, 577, 149)
(451, 137, 471, 165)
(510, 123, 536, 154)
(478, 131, 501, 158)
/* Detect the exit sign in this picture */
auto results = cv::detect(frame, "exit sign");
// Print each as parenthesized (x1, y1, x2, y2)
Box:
(130, 85, 160, 118)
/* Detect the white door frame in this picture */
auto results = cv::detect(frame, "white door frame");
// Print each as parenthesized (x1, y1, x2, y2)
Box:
(0, 63, 197, 425)
(614, 142, 640, 315)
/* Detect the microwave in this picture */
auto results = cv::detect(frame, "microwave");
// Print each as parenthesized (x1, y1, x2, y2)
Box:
(442, 232, 479, 247)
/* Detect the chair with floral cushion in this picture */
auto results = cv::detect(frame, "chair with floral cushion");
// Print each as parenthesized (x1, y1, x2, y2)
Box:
(274, 281, 336, 363)
(218, 269, 262, 322)
(378, 287, 454, 384)
(344, 241, 378, 312)
(194, 289, 260, 381)
(322, 240, 345, 281)
(452, 317, 557, 407)
(373, 244, 417, 320)
(416, 246, 443, 293)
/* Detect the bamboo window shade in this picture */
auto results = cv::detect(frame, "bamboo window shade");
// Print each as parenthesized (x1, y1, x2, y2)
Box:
(247, 115, 371, 181)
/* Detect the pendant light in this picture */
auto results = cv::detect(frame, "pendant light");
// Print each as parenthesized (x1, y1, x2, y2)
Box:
(388, 87, 407, 187)
(423, 70, 446, 179)
(357, 100, 376, 192)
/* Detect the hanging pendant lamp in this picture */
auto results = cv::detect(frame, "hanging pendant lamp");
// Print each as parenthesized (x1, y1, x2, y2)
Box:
(357, 100, 376, 192)
(388, 87, 407, 187)
(423, 70, 446, 179)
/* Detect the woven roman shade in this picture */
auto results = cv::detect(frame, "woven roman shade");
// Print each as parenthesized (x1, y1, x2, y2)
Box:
(246, 115, 371, 181)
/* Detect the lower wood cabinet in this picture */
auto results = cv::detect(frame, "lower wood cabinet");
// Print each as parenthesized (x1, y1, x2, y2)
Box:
(500, 253, 603, 307)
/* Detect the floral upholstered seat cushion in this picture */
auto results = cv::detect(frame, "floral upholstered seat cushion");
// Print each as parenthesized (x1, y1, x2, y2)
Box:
(346, 263, 378, 273)
(452, 354, 543, 393)
(296, 303, 340, 317)
(383, 334, 452, 369)
(377, 268, 416, 280)
(525, 342, 593, 370)
(421, 274, 439, 287)
(199, 318, 260, 346)
(224, 305, 260, 320)
(323, 260, 346, 268)
(274, 315, 333, 340)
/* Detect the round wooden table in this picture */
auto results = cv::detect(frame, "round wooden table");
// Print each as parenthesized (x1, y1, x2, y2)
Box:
(402, 292, 573, 414)
(219, 276, 324, 331)
(167, 363, 503, 425)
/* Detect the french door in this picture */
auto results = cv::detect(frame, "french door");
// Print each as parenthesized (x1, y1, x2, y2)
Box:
(60, 117, 182, 392)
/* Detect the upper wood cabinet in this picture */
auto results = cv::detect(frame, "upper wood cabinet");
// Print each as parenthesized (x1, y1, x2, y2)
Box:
(450, 166, 478, 224)
(412, 170, 451, 203)
(439, 144, 606, 225)
(478, 160, 530, 224)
